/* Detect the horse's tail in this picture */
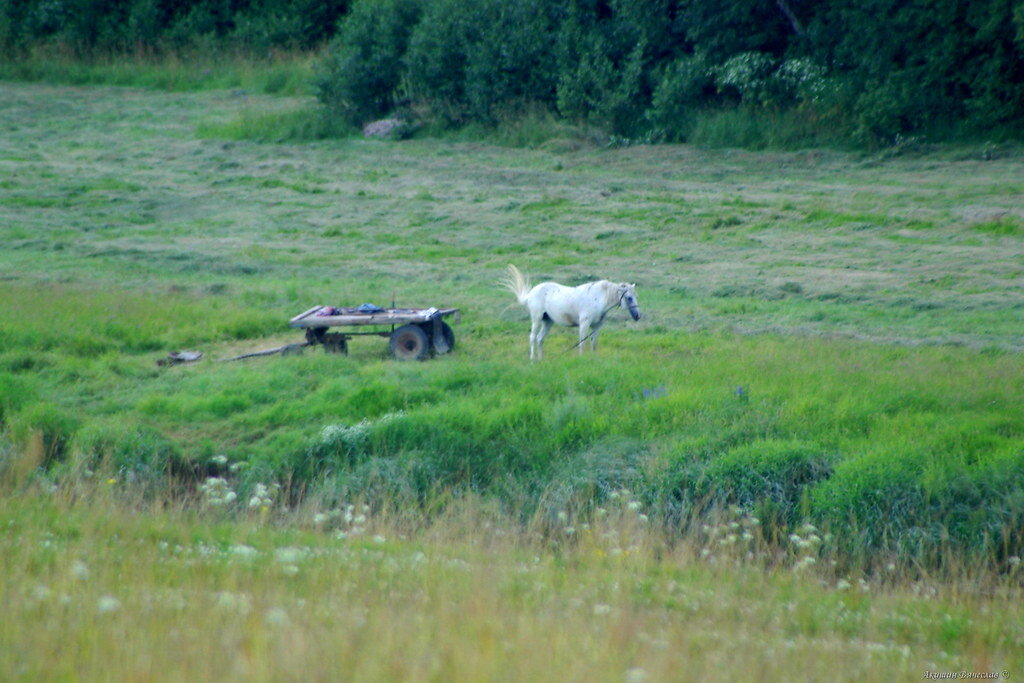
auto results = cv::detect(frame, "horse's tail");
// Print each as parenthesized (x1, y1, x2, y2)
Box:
(502, 264, 530, 305)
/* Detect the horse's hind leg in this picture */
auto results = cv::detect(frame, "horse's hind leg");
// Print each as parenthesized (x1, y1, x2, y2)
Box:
(536, 318, 553, 360)
(529, 316, 542, 360)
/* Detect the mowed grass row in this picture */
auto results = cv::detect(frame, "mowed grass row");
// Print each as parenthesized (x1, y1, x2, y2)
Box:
(1, 82, 1023, 565)
(2, 492, 1021, 681)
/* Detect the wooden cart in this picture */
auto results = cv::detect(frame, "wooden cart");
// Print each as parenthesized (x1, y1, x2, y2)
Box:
(289, 305, 460, 360)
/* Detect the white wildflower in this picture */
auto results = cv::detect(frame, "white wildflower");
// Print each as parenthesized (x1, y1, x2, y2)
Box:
(625, 667, 648, 683)
(96, 596, 121, 614)
(275, 547, 304, 564)
(71, 560, 90, 581)
(265, 607, 290, 626)
(835, 579, 851, 591)
(215, 591, 252, 615)
(794, 556, 816, 571)
(230, 544, 258, 559)
(593, 604, 612, 615)
(210, 455, 228, 466)
(31, 585, 52, 601)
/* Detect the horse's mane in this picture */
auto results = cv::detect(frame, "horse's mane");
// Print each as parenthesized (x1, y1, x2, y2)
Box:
(593, 280, 621, 308)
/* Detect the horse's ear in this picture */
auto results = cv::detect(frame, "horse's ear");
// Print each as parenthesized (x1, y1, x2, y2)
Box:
(629, 283, 636, 289)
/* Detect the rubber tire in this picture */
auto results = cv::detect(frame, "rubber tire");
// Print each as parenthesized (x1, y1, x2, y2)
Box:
(389, 324, 430, 361)
(426, 321, 456, 354)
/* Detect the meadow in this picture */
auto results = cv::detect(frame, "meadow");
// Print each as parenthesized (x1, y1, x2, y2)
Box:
(2, 80, 1024, 678)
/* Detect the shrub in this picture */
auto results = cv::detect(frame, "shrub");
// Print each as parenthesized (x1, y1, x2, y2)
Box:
(8, 403, 81, 468)
(314, 0, 423, 126)
(404, 0, 560, 124)
(70, 421, 182, 479)
(675, 439, 833, 528)
(811, 447, 1024, 559)
(555, 15, 648, 137)
(646, 53, 715, 142)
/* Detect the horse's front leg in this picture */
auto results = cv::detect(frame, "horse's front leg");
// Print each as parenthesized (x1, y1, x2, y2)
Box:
(590, 324, 601, 352)
(578, 319, 591, 355)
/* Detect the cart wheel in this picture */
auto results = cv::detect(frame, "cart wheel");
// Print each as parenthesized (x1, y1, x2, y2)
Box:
(390, 324, 430, 361)
(425, 321, 455, 355)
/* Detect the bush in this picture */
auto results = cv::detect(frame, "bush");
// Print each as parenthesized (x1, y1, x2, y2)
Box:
(646, 53, 715, 142)
(402, 0, 560, 125)
(70, 421, 182, 479)
(8, 403, 81, 468)
(811, 447, 1024, 559)
(314, 0, 423, 126)
(666, 439, 832, 529)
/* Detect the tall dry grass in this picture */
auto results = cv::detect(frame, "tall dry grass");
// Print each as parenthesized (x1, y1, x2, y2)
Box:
(1, 480, 1021, 681)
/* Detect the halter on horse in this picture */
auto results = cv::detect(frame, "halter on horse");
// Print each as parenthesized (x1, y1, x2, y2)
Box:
(503, 264, 640, 360)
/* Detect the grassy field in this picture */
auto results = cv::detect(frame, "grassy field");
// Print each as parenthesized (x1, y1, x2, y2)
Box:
(1, 80, 1024, 678)
(2, 491, 1022, 681)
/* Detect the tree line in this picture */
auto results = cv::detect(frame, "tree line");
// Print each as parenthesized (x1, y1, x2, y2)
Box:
(4, 0, 1023, 146)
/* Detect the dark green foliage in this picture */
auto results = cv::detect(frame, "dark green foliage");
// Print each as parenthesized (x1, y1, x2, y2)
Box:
(314, 0, 422, 125)
(694, 439, 832, 525)
(9, 403, 80, 467)
(0, 0, 349, 54)
(646, 54, 714, 141)
(309, 0, 1024, 146)
(403, 0, 561, 124)
(70, 421, 182, 478)
(6, 0, 1023, 144)
(811, 447, 1024, 559)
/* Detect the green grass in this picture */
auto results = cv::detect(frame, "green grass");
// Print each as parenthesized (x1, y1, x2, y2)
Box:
(2, 80, 1024, 568)
(0, 48, 316, 96)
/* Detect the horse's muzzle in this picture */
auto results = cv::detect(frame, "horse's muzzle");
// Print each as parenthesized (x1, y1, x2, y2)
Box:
(629, 305, 641, 321)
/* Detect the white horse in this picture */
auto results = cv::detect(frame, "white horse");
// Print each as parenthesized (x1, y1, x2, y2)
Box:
(503, 264, 640, 360)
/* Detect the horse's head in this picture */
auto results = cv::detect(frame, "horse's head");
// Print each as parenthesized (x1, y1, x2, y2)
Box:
(617, 283, 641, 321)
